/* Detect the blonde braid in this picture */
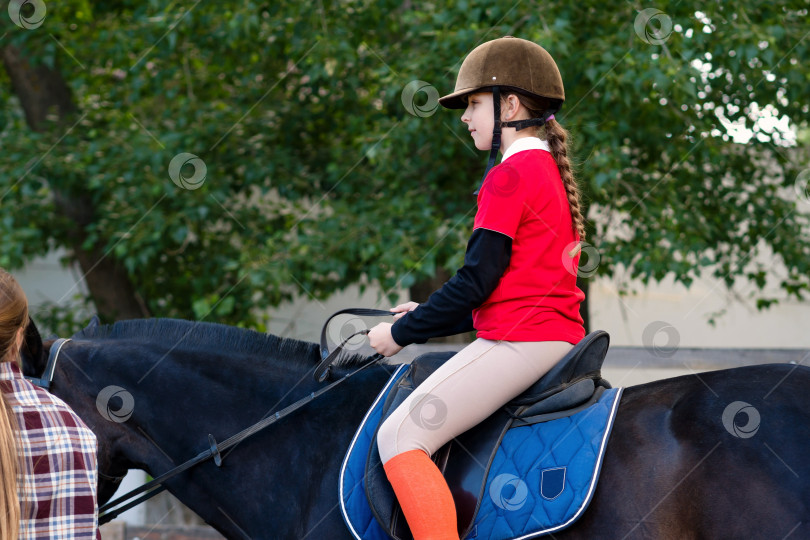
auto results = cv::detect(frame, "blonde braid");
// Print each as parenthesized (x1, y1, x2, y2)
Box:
(543, 119, 586, 241)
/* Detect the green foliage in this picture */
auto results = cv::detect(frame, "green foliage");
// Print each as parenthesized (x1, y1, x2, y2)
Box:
(1, 1, 809, 326)
(33, 296, 96, 339)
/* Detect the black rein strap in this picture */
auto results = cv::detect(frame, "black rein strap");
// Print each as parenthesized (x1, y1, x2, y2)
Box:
(98, 308, 395, 524)
(314, 307, 395, 382)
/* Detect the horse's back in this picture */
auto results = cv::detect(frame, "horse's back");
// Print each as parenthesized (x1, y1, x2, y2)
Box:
(565, 364, 810, 539)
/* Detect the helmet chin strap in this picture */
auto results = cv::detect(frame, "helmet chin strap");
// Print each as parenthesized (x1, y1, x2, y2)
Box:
(473, 87, 502, 196)
(473, 87, 558, 195)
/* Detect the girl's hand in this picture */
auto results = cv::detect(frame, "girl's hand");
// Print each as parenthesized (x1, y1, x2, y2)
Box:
(368, 323, 403, 357)
(391, 301, 419, 320)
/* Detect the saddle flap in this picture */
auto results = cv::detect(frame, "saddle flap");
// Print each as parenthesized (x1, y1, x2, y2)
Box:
(509, 330, 610, 406)
(517, 378, 595, 418)
(408, 351, 456, 386)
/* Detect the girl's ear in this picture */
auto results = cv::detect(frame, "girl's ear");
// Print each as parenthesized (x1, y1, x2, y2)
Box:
(504, 94, 521, 120)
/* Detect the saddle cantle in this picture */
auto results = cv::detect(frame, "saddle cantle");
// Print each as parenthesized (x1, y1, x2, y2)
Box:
(340, 330, 621, 540)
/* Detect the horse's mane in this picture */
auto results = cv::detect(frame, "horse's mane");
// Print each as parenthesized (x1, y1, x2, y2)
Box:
(71, 318, 372, 368)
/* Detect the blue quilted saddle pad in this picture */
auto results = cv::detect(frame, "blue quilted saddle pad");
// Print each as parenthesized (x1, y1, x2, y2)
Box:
(467, 386, 622, 539)
(339, 365, 623, 540)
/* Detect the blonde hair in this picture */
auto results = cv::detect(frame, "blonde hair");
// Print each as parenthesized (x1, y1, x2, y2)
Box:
(0, 395, 20, 540)
(502, 93, 587, 241)
(0, 268, 27, 540)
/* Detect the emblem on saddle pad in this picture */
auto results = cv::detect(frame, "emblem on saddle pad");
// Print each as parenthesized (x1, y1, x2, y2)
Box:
(540, 467, 566, 501)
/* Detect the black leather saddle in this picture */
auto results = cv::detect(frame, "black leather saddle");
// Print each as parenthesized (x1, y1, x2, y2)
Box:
(364, 330, 612, 540)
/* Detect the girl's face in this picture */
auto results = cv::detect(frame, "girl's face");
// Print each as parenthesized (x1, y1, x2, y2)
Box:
(461, 92, 495, 150)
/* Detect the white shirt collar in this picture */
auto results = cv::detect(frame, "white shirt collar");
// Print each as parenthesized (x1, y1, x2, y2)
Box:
(501, 136, 550, 163)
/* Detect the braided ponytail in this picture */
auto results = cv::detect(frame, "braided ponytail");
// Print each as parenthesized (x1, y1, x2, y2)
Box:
(543, 119, 586, 241)
(502, 93, 587, 241)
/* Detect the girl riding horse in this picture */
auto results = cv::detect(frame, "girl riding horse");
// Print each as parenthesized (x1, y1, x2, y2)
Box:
(368, 36, 586, 539)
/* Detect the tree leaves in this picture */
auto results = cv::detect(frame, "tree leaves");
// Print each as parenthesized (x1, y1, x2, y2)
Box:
(1, 0, 808, 329)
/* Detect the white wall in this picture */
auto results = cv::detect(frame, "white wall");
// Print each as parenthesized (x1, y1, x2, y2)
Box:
(13, 250, 89, 323)
(590, 271, 810, 349)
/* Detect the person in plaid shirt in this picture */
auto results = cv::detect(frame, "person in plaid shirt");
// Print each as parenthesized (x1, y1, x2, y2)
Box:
(0, 268, 100, 540)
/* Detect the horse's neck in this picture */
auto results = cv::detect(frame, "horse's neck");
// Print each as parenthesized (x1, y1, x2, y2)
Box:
(112, 346, 386, 461)
(103, 347, 391, 538)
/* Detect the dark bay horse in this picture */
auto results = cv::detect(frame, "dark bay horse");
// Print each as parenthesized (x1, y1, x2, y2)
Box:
(20, 318, 810, 539)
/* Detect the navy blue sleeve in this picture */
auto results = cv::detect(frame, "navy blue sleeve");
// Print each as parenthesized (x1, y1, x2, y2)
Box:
(390, 228, 512, 347)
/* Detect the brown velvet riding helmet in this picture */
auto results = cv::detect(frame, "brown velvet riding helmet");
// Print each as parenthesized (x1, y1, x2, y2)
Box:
(440, 36, 566, 193)
(438, 36, 565, 110)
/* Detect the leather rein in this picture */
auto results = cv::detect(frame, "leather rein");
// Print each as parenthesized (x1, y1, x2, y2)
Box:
(26, 310, 394, 524)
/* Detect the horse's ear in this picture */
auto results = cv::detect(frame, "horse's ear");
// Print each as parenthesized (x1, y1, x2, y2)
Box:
(86, 315, 101, 329)
(21, 317, 46, 377)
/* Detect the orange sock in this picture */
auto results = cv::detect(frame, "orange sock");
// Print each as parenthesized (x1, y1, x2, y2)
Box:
(383, 449, 459, 540)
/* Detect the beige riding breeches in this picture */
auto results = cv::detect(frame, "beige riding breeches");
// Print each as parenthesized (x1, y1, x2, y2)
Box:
(377, 338, 575, 464)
